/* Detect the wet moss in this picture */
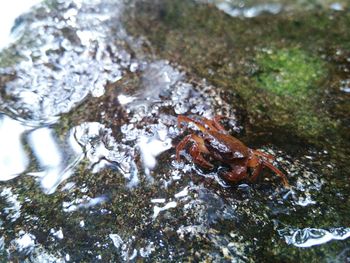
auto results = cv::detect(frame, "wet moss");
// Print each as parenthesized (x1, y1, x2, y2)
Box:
(241, 46, 337, 141)
(255, 48, 325, 96)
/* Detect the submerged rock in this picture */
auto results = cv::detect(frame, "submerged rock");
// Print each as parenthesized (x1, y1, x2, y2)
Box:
(0, 0, 349, 262)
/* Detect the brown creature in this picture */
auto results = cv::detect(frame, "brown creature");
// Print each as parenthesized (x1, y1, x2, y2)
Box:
(176, 115, 289, 187)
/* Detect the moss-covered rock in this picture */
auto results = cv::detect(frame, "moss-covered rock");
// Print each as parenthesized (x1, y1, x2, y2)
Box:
(255, 48, 325, 96)
(1, 0, 350, 262)
(247, 47, 339, 140)
(125, 0, 350, 158)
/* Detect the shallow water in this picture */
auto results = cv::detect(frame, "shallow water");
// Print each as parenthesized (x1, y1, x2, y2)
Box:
(0, 0, 349, 262)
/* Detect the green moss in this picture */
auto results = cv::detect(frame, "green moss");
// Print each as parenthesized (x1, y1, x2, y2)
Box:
(256, 48, 325, 96)
(248, 47, 336, 139)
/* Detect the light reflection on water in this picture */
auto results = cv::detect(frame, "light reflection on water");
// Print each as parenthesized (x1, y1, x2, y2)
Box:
(0, 0, 127, 124)
(0, 114, 81, 194)
(216, 2, 282, 17)
(279, 227, 350, 248)
(0, 114, 173, 194)
(0, 0, 42, 49)
(197, 0, 347, 18)
(70, 121, 139, 187)
(29, 128, 66, 192)
(0, 115, 29, 180)
(137, 125, 172, 177)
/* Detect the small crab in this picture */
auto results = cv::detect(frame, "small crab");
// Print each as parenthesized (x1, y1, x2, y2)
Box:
(176, 115, 289, 187)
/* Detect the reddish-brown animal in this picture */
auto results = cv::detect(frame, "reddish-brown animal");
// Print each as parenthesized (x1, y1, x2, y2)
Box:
(176, 115, 289, 187)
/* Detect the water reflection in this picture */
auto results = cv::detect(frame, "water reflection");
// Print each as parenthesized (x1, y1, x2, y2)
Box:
(62, 195, 107, 212)
(340, 79, 350, 93)
(215, 2, 282, 17)
(0, 114, 81, 193)
(138, 124, 172, 177)
(0, 115, 29, 181)
(0, 0, 128, 124)
(109, 234, 140, 261)
(11, 231, 36, 255)
(0, 187, 22, 222)
(28, 127, 77, 194)
(199, 0, 348, 17)
(279, 227, 350, 248)
(0, 0, 42, 49)
(152, 201, 177, 219)
(70, 122, 139, 187)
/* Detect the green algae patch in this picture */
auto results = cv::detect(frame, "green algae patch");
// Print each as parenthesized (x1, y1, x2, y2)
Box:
(255, 48, 326, 96)
(247, 47, 337, 140)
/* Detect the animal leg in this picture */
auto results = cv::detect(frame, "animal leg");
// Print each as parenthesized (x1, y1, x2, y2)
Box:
(262, 161, 290, 187)
(248, 153, 289, 187)
(221, 166, 247, 183)
(252, 149, 275, 161)
(178, 115, 210, 133)
(249, 161, 263, 182)
(176, 134, 193, 161)
(177, 115, 197, 129)
(176, 134, 212, 168)
(189, 143, 213, 169)
(200, 115, 227, 133)
(212, 115, 227, 132)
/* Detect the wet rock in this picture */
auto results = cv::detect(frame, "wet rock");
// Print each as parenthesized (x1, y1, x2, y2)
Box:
(0, 0, 349, 262)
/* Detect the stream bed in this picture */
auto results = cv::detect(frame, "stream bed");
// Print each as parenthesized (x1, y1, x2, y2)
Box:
(0, 0, 349, 262)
